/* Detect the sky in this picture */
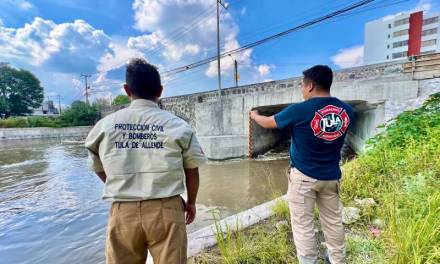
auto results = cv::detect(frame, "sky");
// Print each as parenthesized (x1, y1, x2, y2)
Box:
(0, 0, 438, 107)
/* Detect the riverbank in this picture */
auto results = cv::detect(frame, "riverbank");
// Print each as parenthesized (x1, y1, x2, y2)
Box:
(190, 93, 440, 263)
(0, 126, 92, 141)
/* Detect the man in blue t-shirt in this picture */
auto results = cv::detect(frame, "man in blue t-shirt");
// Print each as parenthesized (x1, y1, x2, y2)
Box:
(250, 65, 354, 264)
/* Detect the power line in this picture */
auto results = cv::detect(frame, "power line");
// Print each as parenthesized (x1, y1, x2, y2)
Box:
(158, 0, 361, 67)
(161, 0, 375, 77)
(84, 0, 407, 101)
(141, 6, 217, 60)
(155, 0, 409, 93)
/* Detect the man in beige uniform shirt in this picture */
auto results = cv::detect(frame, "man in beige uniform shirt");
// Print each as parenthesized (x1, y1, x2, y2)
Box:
(85, 58, 207, 264)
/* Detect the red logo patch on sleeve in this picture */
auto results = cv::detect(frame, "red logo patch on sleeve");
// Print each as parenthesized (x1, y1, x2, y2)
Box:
(310, 105, 350, 141)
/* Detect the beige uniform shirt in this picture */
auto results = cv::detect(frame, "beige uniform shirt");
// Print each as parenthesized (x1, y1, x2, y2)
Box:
(85, 99, 207, 202)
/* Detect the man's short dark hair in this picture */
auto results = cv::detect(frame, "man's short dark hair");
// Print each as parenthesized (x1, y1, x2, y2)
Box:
(302, 65, 333, 91)
(126, 58, 161, 100)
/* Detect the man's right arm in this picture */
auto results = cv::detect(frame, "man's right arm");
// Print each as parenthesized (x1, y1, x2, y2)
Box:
(266, 104, 300, 130)
(85, 122, 106, 183)
(180, 128, 207, 225)
(96, 171, 107, 183)
(184, 168, 199, 225)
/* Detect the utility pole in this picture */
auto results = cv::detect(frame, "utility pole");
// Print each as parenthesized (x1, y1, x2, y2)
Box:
(80, 74, 91, 105)
(234, 59, 238, 88)
(57, 94, 62, 114)
(217, 0, 228, 100)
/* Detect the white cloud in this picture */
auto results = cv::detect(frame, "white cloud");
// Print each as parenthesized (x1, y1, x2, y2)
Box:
(0, 17, 113, 73)
(185, 44, 200, 55)
(92, 72, 124, 93)
(411, 0, 432, 12)
(205, 34, 252, 77)
(3, 0, 34, 10)
(71, 77, 83, 90)
(131, 0, 252, 77)
(382, 0, 432, 21)
(132, 0, 165, 32)
(127, 32, 161, 51)
(18, 0, 33, 10)
(98, 41, 144, 73)
(331, 45, 364, 69)
(257, 64, 271, 77)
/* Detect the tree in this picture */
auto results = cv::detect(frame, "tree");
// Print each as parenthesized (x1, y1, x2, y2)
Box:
(60, 100, 99, 126)
(112, 95, 130, 105)
(0, 65, 44, 118)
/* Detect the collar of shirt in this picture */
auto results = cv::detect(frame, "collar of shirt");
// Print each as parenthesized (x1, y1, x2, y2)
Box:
(129, 99, 159, 109)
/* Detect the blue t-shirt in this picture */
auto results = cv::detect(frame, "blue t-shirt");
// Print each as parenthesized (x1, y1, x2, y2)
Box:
(274, 97, 355, 180)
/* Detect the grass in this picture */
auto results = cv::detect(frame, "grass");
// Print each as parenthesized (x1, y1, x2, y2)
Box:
(346, 233, 384, 264)
(192, 93, 440, 263)
(192, 204, 297, 264)
(271, 199, 290, 220)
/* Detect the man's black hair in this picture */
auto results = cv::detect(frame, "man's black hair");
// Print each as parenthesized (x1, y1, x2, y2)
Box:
(126, 58, 161, 100)
(302, 65, 333, 91)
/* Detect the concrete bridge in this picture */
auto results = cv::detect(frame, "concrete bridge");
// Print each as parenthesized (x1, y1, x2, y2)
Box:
(104, 53, 440, 160)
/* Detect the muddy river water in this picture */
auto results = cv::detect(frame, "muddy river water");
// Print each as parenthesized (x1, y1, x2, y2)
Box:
(0, 139, 290, 264)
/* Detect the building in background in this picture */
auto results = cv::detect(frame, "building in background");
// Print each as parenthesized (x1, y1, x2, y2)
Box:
(364, 11, 439, 65)
(32, 100, 59, 116)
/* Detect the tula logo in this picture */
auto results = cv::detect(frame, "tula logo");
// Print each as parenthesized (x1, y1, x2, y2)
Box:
(310, 105, 350, 141)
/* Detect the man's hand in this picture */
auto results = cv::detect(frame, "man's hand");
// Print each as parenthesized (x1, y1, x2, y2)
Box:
(184, 168, 199, 225)
(185, 202, 196, 225)
(249, 110, 277, 129)
(96, 171, 107, 183)
(250, 110, 259, 120)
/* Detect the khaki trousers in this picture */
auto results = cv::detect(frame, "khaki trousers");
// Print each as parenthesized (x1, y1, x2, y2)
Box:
(287, 168, 345, 264)
(106, 196, 187, 264)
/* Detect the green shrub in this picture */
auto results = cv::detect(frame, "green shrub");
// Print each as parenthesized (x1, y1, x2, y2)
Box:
(0, 117, 28, 128)
(341, 93, 440, 263)
(0, 100, 99, 128)
(59, 101, 98, 126)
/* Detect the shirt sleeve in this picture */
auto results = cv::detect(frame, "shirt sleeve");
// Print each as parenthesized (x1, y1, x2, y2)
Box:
(182, 131, 207, 169)
(84, 123, 105, 173)
(274, 103, 302, 130)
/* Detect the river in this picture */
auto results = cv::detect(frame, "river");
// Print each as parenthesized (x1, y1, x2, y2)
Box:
(0, 139, 289, 264)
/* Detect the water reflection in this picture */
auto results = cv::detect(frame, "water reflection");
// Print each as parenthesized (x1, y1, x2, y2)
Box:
(0, 139, 289, 264)
(198, 159, 289, 209)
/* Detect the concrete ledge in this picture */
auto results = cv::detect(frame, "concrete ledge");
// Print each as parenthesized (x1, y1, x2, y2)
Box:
(187, 195, 287, 257)
(198, 135, 248, 160)
(0, 126, 92, 140)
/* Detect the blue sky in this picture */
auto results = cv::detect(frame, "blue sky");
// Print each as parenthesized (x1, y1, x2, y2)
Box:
(0, 0, 438, 106)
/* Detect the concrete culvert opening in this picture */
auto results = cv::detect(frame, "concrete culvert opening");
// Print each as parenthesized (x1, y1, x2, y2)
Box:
(249, 104, 290, 158)
(249, 100, 385, 159)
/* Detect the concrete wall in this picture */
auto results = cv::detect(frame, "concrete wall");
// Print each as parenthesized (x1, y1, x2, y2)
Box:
(0, 126, 92, 140)
(184, 61, 423, 159)
(103, 59, 440, 159)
